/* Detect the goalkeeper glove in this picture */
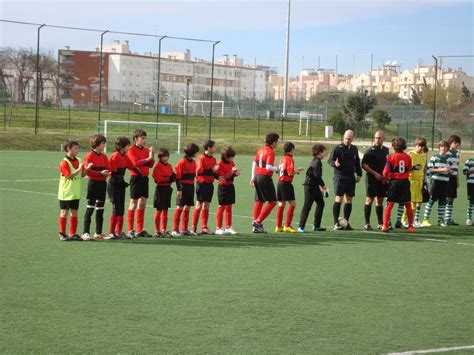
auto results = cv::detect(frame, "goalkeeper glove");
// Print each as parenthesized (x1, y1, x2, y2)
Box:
(320, 186, 330, 198)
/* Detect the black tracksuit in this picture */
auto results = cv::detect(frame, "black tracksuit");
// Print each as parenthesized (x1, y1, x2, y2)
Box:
(299, 157, 326, 229)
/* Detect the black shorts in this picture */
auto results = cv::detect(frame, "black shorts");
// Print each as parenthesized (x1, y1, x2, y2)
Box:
(59, 199, 80, 210)
(218, 184, 236, 205)
(387, 179, 411, 203)
(254, 174, 277, 202)
(277, 181, 296, 202)
(366, 177, 387, 198)
(177, 183, 194, 207)
(196, 182, 214, 203)
(446, 175, 458, 199)
(154, 185, 173, 210)
(468, 183, 474, 201)
(130, 176, 149, 199)
(429, 180, 448, 203)
(334, 174, 356, 197)
(86, 180, 107, 201)
(107, 179, 128, 204)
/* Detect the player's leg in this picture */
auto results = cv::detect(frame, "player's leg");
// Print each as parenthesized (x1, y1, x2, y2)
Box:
(364, 196, 374, 230)
(192, 199, 203, 233)
(313, 187, 326, 231)
(59, 203, 68, 240)
(343, 194, 354, 230)
(69, 207, 81, 240)
(83, 198, 95, 239)
(298, 185, 314, 232)
(466, 187, 473, 225)
(275, 200, 286, 232)
(135, 196, 151, 237)
(422, 181, 437, 227)
(283, 200, 296, 232)
(201, 200, 212, 234)
(375, 196, 385, 229)
(182, 205, 191, 235)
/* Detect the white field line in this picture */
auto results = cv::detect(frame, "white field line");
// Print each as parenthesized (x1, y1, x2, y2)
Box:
(0, 163, 56, 169)
(388, 344, 474, 354)
(0, 178, 58, 183)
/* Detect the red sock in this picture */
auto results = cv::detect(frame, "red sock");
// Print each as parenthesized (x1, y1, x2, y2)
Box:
(192, 208, 201, 231)
(161, 210, 168, 231)
(253, 201, 263, 220)
(69, 216, 78, 236)
(405, 202, 414, 227)
(154, 210, 162, 232)
(276, 205, 284, 228)
(59, 216, 67, 235)
(173, 209, 183, 232)
(257, 201, 277, 223)
(224, 205, 232, 229)
(384, 202, 395, 227)
(202, 209, 210, 229)
(109, 214, 117, 234)
(182, 209, 190, 231)
(127, 209, 135, 231)
(115, 216, 123, 233)
(136, 209, 145, 232)
(216, 206, 225, 229)
(285, 205, 295, 228)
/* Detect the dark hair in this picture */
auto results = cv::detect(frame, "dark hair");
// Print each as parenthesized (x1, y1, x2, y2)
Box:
(158, 148, 170, 160)
(414, 137, 428, 153)
(311, 143, 326, 156)
(284, 142, 295, 154)
(63, 140, 79, 152)
(115, 136, 131, 151)
(439, 140, 449, 149)
(133, 129, 147, 141)
(221, 146, 236, 162)
(184, 143, 199, 157)
(392, 137, 407, 152)
(265, 132, 280, 146)
(203, 139, 216, 151)
(90, 133, 106, 148)
(448, 135, 461, 145)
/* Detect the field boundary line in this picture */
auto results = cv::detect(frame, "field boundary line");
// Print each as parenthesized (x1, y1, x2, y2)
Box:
(0, 163, 56, 169)
(387, 344, 474, 354)
(0, 178, 58, 183)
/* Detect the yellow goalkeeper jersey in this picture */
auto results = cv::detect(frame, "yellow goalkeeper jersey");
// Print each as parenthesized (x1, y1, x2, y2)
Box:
(409, 150, 427, 181)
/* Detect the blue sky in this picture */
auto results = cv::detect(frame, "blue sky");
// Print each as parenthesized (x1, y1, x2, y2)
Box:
(1, 0, 473, 75)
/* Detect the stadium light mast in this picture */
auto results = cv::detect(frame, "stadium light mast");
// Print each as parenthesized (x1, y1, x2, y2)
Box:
(282, 0, 291, 139)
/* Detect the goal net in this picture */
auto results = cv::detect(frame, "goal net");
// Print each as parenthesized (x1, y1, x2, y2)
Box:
(98, 120, 181, 154)
(183, 100, 224, 117)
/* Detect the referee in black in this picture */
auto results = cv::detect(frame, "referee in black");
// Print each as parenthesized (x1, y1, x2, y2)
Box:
(328, 130, 362, 230)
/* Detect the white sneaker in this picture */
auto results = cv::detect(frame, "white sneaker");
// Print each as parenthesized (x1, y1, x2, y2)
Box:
(170, 231, 181, 237)
(466, 219, 473, 226)
(81, 233, 91, 241)
(413, 221, 423, 229)
(215, 228, 225, 235)
(225, 227, 238, 235)
(402, 222, 409, 228)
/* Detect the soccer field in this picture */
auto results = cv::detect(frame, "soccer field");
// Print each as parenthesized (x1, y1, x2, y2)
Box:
(1, 150, 473, 353)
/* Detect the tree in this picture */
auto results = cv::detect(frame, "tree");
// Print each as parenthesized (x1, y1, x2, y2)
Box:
(342, 90, 376, 132)
(371, 109, 391, 128)
(410, 87, 421, 105)
(3, 47, 35, 103)
(461, 82, 471, 103)
(327, 110, 348, 135)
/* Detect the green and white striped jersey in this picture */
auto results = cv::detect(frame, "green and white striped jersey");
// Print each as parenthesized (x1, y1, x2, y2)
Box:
(428, 153, 451, 182)
(446, 149, 460, 176)
(463, 158, 474, 184)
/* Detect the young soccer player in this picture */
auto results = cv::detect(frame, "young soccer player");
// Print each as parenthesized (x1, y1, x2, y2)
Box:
(106, 137, 136, 240)
(275, 142, 303, 233)
(152, 148, 176, 237)
(298, 143, 328, 233)
(58, 141, 92, 241)
(251, 132, 280, 233)
(381, 137, 414, 233)
(445, 135, 461, 225)
(215, 147, 240, 235)
(463, 157, 474, 226)
(422, 140, 451, 227)
(172, 143, 199, 237)
(82, 134, 111, 240)
(127, 129, 155, 238)
(192, 140, 220, 235)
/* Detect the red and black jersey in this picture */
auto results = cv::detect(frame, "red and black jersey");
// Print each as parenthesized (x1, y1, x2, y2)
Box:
(216, 160, 237, 186)
(127, 145, 154, 177)
(84, 150, 110, 181)
(383, 152, 412, 180)
(175, 157, 196, 189)
(254, 145, 275, 176)
(152, 161, 175, 187)
(278, 154, 295, 183)
(59, 156, 83, 177)
(196, 153, 218, 184)
(109, 152, 134, 179)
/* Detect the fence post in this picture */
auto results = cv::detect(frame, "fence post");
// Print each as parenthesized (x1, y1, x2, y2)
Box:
(68, 105, 71, 134)
(233, 109, 236, 141)
(257, 114, 260, 139)
(3, 97, 6, 131)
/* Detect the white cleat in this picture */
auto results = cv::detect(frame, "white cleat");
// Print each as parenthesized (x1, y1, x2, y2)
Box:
(413, 221, 423, 229)
(81, 233, 91, 241)
(466, 219, 473, 226)
(170, 231, 182, 237)
(225, 227, 238, 235)
(215, 228, 225, 236)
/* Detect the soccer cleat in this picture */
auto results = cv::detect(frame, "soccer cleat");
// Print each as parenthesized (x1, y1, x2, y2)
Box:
(466, 219, 473, 226)
(421, 220, 432, 227)
(446, 220, 459, 226)
(215, 228, 225, 236)
(160, 230, 171, 238)
(200, 227, 214, 235)
(333, 223, 343, 231)
(69, 234, 82, 241)
(283, 226, 297, 233)
(181, 230, 191, 236)
(381, 225, 389, 232)
(224, 227, 238, 235)
(136, 230, 152, 238)
(170, 231, 181, 237)
(59, 233, 69, 241)
(275, 226, 284, 233)
(413, 221, 423, 229)
(312, 226, 326, 232)
(438, 220, 448, 227)
(344, 224, 354, 231)
(81, 233, 91, 241)
(402, 222, 409, 229)
(116, 232, 127, 239)
(297, 227, 306, 233)
(153, 231, 162, 238)
(126, 230, 136, 239)
(364, 224, 373, 231)
(377, 224, 383, 230)
(94, 233, 106, 240)
(252, 221, 266, 233)
(394, 221, 406, 229)
(105, 233, 118, 240)
(407, 226, 415, 233)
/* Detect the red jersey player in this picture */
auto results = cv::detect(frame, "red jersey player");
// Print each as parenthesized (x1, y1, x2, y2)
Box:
(250, 132, 280, 233)
(275, 142, 303, 233)
(382, 137, 414, 233)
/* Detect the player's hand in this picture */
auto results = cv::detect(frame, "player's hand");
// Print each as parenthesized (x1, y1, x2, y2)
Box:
(101, 169, 111, 176)
(218, 176, 226, 184)
(355, 175, 361, 183)
(176, 191, 182, 199)
(249, 179, 255, 187)
(374, 172, 383, 182)
(213, 164, 220, 172)
(234, 168, 241, 176)
(85, 163, 93, 170)
(296, 167, 304, 174)
(335, 158, 341, 167)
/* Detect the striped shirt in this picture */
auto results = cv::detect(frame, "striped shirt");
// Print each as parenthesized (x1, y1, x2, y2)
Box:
(463, 158, 474, 184)
(428, 153, 451, 182)
(446, 149, 460, 176)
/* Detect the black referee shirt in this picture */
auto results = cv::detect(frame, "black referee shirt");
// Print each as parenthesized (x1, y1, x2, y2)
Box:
(361, 145, 389, 182)
(328, 143, 362, 177)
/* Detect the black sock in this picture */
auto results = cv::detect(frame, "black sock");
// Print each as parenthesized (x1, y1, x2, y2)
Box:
(364, 204, 371, 225)
(83, 200, 95, 234)
(333, 202, 342, 225)
(95, 201, 105, 234)
(375, 205, 384, 225)
(344, 203, 352, 221)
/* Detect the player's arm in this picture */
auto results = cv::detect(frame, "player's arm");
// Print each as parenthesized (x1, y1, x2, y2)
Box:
(175, 162, 182, 191)
(382, 161, 391, 182)
(312, 159, 325, 186)
(265, 152, 278, 172)
(250, 161, 257, 185)
(354, 147, 362, 178)
(327, 147, 340, 168)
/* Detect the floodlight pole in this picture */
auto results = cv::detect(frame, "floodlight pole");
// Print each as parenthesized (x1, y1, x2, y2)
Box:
(98, 30, 109, 129)
(185, 78, 191, 136)
(282, 0, 291, 140)
(156, 35, 167, 129)
(208, 40, 220, 139)
(34, 24, 45, 135)
(431, 55, 438, 151)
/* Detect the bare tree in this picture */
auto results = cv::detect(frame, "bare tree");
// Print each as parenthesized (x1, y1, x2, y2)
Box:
(3, 47, 35, 103)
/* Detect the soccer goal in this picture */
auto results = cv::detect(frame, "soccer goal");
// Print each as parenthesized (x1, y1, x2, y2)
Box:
(184, 100, 224, 117)
(98, 120, 181, 154)
(298, 111, 324, 136)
